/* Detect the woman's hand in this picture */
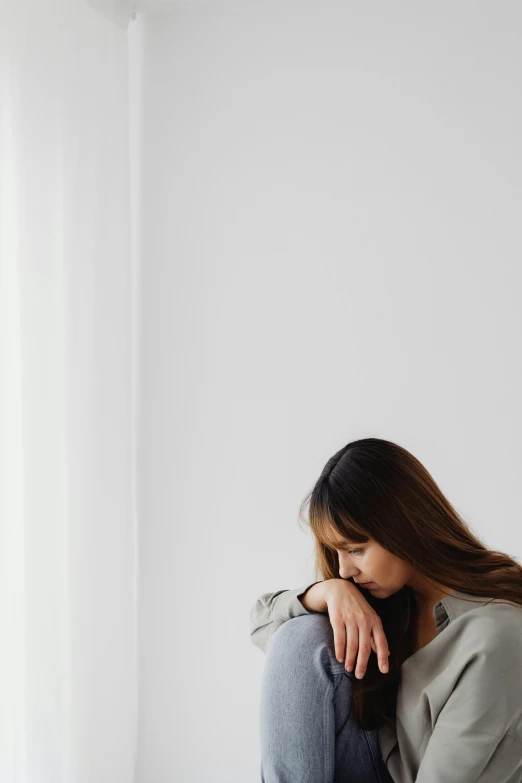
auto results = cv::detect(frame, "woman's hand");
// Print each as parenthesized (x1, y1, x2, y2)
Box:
(320, 579, 390, 678)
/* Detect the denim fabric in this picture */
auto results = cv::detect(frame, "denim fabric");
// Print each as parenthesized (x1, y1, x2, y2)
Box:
(259, 612, 395, 783)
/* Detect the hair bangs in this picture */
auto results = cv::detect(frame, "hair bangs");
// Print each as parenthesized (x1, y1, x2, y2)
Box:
(309, 496, 369, 551)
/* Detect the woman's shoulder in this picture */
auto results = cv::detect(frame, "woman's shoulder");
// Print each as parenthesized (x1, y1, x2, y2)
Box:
(456, 597, 522, 655)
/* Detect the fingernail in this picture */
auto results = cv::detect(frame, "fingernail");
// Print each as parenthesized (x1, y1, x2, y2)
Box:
(382, 664, 388, 672)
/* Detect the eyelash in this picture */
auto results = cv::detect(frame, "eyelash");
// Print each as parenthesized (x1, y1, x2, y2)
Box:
(340, 548, 363, 555)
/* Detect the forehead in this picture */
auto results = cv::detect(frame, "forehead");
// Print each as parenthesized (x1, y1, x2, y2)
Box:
(323, 530, 362, 547)
(320, 524, 371, 549)
(331, 537, 359, 547)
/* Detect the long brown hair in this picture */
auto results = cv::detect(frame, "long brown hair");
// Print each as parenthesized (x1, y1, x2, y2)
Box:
(298, 437, 522, 731)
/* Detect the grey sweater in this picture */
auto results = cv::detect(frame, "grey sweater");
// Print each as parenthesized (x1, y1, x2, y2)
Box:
(249, 583, 522, 783)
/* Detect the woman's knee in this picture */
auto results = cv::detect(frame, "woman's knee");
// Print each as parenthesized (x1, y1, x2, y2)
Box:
(267, 613, 337, 662)
(263, 613, 353, 695)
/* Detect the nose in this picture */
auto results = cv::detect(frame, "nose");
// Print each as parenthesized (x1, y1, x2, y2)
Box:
(337, 551, 361, 582)
(340, 571, 360, 581)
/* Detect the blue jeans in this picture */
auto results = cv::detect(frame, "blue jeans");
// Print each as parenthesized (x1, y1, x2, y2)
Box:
(259, 612, 396, 783)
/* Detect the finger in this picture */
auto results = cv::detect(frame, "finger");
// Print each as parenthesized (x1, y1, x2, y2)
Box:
(332, 621, 346, 664)
(344, 624, 359, 673)
(372, 626, 390, 673)
(355, 624, 372, 679)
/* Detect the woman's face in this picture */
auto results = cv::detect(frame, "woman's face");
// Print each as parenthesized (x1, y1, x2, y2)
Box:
(328, 531, 452, 610)
(330, 533, 412, 597)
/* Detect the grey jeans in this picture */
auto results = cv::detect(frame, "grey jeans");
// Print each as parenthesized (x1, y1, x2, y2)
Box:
(259, 612, 396, 783)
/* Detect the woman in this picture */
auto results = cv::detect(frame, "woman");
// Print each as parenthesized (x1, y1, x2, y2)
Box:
(249, 437, 522, 783)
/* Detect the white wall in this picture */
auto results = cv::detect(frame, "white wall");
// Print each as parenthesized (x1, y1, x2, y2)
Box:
(134, 2, 522, 780)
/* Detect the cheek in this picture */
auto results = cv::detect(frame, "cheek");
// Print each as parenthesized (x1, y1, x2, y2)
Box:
(370, 553, 392, 576)
(378, 555, 403, 580)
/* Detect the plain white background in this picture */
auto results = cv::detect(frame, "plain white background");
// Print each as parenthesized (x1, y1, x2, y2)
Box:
(3, 1, 520, 781)
(2, 1, 137, 781)
(131, 2, 522, 781)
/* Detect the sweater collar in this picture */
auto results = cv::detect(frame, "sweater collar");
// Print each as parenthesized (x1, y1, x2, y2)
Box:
(433, 589, 496, 633)
(404, 588, 496, 633)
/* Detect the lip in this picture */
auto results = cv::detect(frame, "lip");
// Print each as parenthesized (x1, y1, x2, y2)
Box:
(359, 582, 375, 588)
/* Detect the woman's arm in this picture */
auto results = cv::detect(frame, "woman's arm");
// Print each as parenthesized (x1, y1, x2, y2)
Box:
(249, 582, 324, 653)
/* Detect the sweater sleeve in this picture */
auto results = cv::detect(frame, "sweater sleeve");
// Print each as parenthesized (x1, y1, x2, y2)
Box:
(415, 625, 522, 783)
(248, 582, 323, 653)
